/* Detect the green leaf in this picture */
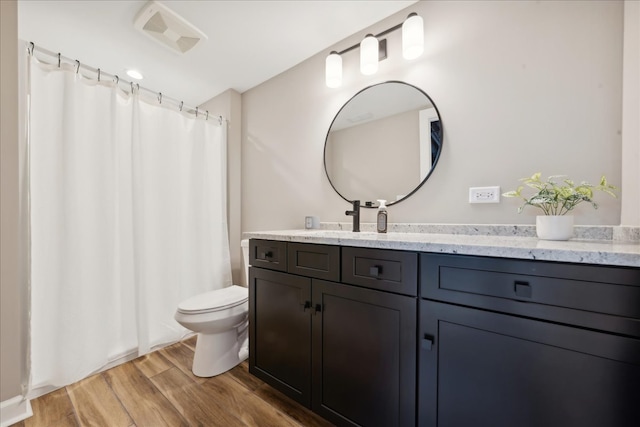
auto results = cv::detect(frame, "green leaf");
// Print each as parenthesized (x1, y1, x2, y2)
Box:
(502, 173, 618, 214)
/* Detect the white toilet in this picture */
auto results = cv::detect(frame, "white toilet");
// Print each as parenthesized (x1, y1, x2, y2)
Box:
(174, 239, 250, 377)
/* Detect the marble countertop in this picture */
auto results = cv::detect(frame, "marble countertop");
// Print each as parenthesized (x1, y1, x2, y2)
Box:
(243, 228, 640, 268)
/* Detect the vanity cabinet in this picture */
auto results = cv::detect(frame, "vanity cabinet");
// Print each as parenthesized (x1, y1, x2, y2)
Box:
(418, 253, 640, 427)
(249, 237, 639, 427)
(249, 239, 417, 427)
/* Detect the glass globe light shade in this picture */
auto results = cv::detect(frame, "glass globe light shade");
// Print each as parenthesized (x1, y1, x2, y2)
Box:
(402, 13, 424, 60)
(360, 34, 379, 75)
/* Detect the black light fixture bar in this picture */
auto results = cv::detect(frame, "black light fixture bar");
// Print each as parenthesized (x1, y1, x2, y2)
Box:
(335, 22, 403, 56)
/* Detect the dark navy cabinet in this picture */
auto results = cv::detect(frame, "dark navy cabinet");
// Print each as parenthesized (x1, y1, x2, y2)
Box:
(419, 253, 640, 427)
(249, 267, 312, 405)
(249, 240, 417, 427)
(311, 279, 416, 427)
(250, 240, 640, 427)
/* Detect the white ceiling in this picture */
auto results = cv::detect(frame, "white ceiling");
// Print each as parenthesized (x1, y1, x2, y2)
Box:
(18, 0, 417, 107)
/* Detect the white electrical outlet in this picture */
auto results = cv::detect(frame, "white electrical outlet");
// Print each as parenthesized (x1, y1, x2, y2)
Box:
(469, 186, 501, 203)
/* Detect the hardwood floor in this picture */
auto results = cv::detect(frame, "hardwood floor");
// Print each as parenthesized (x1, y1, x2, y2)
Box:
(13, 337, 334, 427)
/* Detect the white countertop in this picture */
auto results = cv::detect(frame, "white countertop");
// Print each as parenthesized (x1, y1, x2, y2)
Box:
(244, 229, 640, 268)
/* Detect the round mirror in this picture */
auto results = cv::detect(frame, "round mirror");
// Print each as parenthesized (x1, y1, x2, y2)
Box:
(324, 81, 443, 207)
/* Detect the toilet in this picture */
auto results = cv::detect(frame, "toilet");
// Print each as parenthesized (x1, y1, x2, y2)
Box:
(174, 239, 250, 377)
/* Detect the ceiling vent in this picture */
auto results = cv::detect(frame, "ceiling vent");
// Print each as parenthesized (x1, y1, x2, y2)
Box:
(134, 1, 207, 54)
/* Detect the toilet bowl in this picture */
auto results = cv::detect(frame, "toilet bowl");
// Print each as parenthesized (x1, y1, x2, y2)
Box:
(174, 239, 250, 377)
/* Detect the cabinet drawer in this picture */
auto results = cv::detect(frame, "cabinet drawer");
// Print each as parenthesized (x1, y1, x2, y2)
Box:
(288, 243, 340, 282)
(249, 239, 287, 272)
(421, 253, 640, 336)
(343, 247, 418, 296)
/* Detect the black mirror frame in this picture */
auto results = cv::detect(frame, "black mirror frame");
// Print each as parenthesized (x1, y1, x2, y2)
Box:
(323, 80, 444, 208)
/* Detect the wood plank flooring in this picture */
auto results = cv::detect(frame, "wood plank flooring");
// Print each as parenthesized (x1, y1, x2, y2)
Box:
(13, 337, 334, 427)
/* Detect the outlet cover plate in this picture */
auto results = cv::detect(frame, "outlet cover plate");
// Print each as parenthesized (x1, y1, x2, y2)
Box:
(469, 186, 501, 203)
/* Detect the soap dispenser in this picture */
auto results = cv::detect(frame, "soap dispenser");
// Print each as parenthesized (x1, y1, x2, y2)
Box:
(376, 199, 388, 233)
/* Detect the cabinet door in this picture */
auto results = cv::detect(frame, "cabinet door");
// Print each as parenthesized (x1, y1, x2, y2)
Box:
(419, 300, 640, 427)
(249, 267, 312, 406)
(312, 280, 417, 427)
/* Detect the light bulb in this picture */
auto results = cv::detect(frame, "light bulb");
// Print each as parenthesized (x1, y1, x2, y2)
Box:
(325, 51, 342, 88)
(126, 69, 144, 80)
(402, 13, 424, 60)
(360, 34, 379, 75)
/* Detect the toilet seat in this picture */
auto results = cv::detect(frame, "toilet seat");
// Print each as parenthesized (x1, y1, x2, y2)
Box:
(177, 285, 248, 314)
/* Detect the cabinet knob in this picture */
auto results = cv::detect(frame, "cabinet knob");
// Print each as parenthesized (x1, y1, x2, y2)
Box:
(314, 303, 322, 314)
(302, 300, 311, 312)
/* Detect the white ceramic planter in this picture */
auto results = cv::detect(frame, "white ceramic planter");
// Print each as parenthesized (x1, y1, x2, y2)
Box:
(536, 215, 574, 241)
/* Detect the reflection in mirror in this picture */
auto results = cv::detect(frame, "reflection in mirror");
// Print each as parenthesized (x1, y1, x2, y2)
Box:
(324, 81, 443, 207)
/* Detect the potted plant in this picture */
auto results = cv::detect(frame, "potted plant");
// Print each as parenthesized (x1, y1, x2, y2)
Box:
(503, 173, 618, 240)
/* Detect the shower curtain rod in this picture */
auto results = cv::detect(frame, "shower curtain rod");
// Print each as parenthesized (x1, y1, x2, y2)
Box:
(27, 42, 224, 125)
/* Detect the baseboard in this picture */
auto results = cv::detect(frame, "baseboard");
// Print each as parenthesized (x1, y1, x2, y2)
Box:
(0, 395, 32, 427)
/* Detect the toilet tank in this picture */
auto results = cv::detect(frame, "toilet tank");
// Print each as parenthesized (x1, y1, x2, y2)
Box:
(241, 239, 249, 287)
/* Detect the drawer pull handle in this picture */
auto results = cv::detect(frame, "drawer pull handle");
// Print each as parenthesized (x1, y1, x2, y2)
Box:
(302, 301, 311, 312)
(422, 335, 435, 351)
(369, 265, 381, 277)
(515, 281, 532, 298)
(264, 251, 273, 259)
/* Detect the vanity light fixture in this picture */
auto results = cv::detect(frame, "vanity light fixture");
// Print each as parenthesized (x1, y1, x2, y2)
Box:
(325, 51, 342, 88)
(360, 34, 379, 75)
(402, 13, 424, 60)
(324, 13, 424, 88)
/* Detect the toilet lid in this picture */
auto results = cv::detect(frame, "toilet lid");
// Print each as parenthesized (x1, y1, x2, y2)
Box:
(177, 285, 248, 314)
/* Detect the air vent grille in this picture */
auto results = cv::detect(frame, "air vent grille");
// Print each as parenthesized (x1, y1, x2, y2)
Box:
(134, 1, 207, 54)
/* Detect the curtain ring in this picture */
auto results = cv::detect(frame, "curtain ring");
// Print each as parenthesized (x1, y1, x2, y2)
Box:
(75, 60, 80, 74)
(158, 92, 162, 104)
(114, 75, 119, 85)
(179, 101, 184, 112)
(130, 82, 134, 93)
(206, 111, 209, 120)
(218, 116, 223, 125)
(57, 53, 61, 68)
(195, 107, 198, 117)
(28, 42, 35, 56)
(97, 68, 101, 82)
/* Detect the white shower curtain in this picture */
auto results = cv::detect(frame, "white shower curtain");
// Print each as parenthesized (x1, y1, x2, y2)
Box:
(27, 56, 231, 391)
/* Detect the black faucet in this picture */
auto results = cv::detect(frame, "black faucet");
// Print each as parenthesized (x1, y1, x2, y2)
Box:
(345, 200, 360, 232)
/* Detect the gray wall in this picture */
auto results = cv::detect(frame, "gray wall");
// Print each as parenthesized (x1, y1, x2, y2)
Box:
(621, 0, 640, 226)
(242, 0, 637, 232)
(1, 0, 24, 402)
(199, 89, 243, 284)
